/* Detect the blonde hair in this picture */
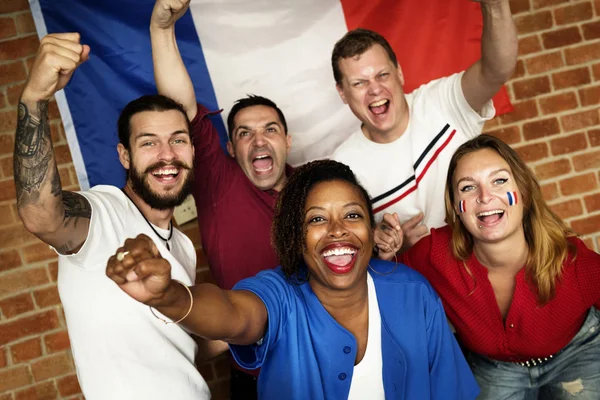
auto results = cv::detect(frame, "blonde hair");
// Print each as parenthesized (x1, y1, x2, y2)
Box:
(444, 135, 576, 304)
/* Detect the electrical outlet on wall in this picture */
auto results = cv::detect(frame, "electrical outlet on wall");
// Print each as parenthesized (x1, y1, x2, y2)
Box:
(173, 194, 198, 226)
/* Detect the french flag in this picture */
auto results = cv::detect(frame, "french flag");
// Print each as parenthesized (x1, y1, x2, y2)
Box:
(30, 0, 512, 190)
(507, 191, 518, 206)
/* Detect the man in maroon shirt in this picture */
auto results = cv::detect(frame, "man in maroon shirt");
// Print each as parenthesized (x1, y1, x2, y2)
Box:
(150, 0, 292, 397)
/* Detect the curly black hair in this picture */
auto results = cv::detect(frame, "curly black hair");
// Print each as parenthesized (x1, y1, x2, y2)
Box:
(272, 159, 375, 283)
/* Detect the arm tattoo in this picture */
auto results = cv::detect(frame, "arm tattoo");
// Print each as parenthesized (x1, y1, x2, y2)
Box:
(62, 191, 91, 229)
(14, 101, 58, 204)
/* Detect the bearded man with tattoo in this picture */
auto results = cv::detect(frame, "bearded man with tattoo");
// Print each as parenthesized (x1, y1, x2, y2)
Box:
(14, 33, 221, 400)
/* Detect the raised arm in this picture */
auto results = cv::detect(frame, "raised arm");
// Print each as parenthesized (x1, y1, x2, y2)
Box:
(15, 33, 92, 254)
(150, 0, 197, 121)
(106, 234, 268, 345)
(461, 0, 518, 113)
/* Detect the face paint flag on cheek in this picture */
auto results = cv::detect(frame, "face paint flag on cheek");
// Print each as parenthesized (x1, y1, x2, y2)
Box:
(459, 200, 466, 213)
(507, 191, 518, 206)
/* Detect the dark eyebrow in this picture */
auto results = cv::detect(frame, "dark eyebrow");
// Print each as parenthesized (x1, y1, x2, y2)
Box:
(456, 169, 511, 186)
(134, 130, 189, 141)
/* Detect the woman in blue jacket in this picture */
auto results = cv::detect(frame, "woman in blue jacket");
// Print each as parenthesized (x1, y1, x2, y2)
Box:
(106, 160, 478, 400)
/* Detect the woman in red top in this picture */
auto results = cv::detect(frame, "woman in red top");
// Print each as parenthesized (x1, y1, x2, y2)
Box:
(376, 134, 600, 399)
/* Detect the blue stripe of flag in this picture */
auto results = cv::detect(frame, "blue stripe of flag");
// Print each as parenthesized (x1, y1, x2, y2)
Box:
(38, 0, 226, 188)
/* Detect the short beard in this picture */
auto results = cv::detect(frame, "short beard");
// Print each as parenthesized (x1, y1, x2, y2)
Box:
(128, 160, 194, 210)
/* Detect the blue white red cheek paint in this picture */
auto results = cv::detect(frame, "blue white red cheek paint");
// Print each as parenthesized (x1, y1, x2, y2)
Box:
(459, 200, 466, 213)
(507, 191, 518, 206)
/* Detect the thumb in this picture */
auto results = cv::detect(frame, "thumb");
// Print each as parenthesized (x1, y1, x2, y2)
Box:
(402, 212, 424, 229)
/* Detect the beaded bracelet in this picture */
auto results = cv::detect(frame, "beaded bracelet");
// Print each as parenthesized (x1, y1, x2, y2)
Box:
(149, 279, 194, 325)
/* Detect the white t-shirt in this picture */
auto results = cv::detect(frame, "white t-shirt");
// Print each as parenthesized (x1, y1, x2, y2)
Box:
(348, 273, 384, 400)
(333, 72, 495, 229)
(57, 185, 210, 400)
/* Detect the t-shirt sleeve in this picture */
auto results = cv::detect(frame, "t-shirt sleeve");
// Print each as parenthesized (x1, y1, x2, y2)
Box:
(229, 270, 292, 370)
(426, 295, 480, 400)
(572, 238, 600, 309)
(55, 188, 128, 270)
(189, 103, 235, 202)
(416, 72, 495, 140)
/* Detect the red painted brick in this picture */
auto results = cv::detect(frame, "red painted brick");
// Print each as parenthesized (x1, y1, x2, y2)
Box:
(571, 214, 600, 235)
(551, 132, 588, 155)
(0, 266, 49, 298)
(0, 292, 35, 319)
(542, 26, 582, 49)
(7, 82, 24, 106)
(552, 67, 591, 90)
(0, 346, 6, 368)
(593, 62, 600, 81)
(515, 11, 553, 35)
(566, 42, 600, 65)
(44, 330, 71, 354)
(583, 20, 600, 40)
(513, 59, 526, 79)
(522, 117, 561, 140)
(54, 144, 73, 165)
(542, 182, 559, 201)
(539, 92, 578, 114)
(57, 374, 81, 397)
(533, 0, 568, 8)
(30, 352, 74, 381)
(22, 242, 57, 264)
(525, 51, 564, 74)
(554, 2, 594, 25)
(0, 108, 17, 133)
(515, 142, 549, 162)
(0, 0, 29, 13)
(0, 179, 16, 203)
(518, 35, 541, 55)
(589, 129, 600, 146)
(0, 133, 14, 156)
(550, 199, 584, 219)
(48, 261, 58, 282)
(534, 158, 572, 180)
(499, 100, 538, 124)
(10, 338, 42, 363)
(510, 0, 531, 14)
(0, 222, 39, 248)
(0, 249, 22, 272)
(0, 365, 32, 392)
(15, 12, 36, 35)
(33, 285, 60, 308)
(15, 380, 58, 400)
(561, 109, 600, 132)
(513, 76, 551, 99)
(584, 192, 600, 212)
(560, 172, 598, 196)
(0, 35, 39, 62)
(0, 156, 13, 179)
(579, 85, 600, 106)
(0, 16, 16, 40)
(0, 203, 14, 226)
(485, 126, 522, 145)
(573, 150, 600, 171)
(0, 310, 59, 346)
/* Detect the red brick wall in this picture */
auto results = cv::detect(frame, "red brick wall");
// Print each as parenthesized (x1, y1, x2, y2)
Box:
(1, 0, 599, 399)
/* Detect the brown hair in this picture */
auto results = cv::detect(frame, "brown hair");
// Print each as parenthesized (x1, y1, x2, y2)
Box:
(331, 28, 398, 86)
(444, 135, 576, 304)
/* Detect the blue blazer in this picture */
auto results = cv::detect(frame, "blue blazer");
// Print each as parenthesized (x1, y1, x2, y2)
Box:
(231, 259, 479, 399)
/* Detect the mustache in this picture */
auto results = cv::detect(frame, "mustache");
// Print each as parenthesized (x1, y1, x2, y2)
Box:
(143, 160, 191, 174)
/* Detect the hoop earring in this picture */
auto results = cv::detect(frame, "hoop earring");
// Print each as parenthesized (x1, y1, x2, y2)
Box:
(368, 253, 400, 276)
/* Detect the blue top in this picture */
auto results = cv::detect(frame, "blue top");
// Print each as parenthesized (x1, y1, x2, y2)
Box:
(230, 259, 479, 400)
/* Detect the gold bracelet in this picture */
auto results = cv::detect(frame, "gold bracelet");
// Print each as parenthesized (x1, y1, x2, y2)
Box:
(149, 279, 194, 325)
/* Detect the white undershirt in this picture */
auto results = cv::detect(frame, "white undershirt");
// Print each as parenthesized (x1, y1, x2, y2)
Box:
(347, 274, 385, 400)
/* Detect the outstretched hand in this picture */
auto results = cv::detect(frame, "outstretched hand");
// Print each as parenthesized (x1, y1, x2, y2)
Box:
(21, 33, 90, 104)
(151, 0, 190, 30)
(374, 213, 403, 261)
(106, 234, 173, 306)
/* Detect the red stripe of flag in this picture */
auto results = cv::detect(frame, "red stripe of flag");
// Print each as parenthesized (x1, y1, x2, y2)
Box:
(338, 0, 512, 115)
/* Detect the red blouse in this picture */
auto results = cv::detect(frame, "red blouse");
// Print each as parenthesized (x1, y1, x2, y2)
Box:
(403, 226, 600, 362)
